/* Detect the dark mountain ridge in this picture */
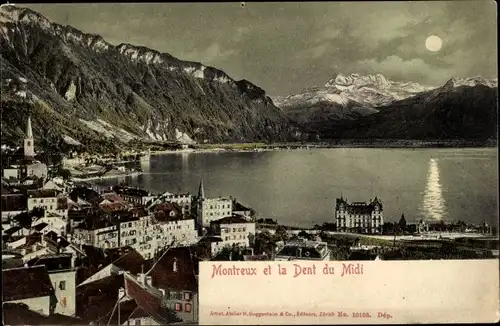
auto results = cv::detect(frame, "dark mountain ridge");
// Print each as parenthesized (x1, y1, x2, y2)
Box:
(0, 6, 300, 152)
(311, 81, 498, 140)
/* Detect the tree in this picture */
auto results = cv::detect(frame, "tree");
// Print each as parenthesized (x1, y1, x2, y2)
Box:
(248, 232, 255, 247)
(298, 230, 310, 239)
(274, 226, 289, 242)
(253, 230, 276, 256)
(57, 167, 72, 180)
(398, 214, 407, 235)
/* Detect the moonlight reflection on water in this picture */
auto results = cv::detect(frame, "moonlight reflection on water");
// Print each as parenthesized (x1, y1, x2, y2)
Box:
(421, 158, 447, 221)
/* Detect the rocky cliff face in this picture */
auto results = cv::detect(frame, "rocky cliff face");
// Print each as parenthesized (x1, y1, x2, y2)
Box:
(0, 6, 299, 152)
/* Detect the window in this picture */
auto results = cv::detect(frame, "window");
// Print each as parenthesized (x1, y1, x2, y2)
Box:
(185, 303, 192, 312)
(129, 222, 132, 227)
(135, 320, 141, 326)
(175, 303, 182, 312)
(59, 281, 66, 290)
(173, 258, 178, 272)
(184, 292, 191, 301)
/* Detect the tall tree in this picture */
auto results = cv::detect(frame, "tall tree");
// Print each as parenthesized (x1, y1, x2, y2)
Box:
(398, 214, 407, 234)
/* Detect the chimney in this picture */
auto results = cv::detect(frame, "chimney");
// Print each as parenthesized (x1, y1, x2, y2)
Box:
(138, 273, 145, 285)
(71, 255, 76, 269)
(145, 275, 152, 287)
(118, 287, 126, 299)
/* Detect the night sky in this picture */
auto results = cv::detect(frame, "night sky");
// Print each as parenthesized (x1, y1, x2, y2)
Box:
(25, 1, 497, 95)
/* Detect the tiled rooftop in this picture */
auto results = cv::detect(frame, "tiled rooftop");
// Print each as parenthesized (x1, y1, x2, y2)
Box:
(2, 265, 54, 301)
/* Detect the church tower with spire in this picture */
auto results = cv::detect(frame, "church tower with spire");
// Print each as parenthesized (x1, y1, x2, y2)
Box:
(196, 178, 205, 230)
(198, 178, 205, 200)
(24, 115, 35, 158)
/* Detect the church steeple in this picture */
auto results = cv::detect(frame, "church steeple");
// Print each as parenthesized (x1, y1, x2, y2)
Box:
(26, 115, 33, 138)
(198, 178, 205, 200)
(24, 115, 35, 158)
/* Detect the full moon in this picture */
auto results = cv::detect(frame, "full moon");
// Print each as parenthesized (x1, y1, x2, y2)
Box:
(425, 35, 443, 52)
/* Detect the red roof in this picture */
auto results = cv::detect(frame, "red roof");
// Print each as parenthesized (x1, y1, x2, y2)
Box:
(100, 192, 125, 203)
(211, 215, 252, 225)
(111, 248, 152, 275)
(27, 189, 60, 198)
(124, 274, 181, 324)
(154, 202, 183, 222)
(99, 202, 129, 212)
(76, 274, 125, 323)
(2, 265, 55, 301)
(150, 247, 198, 292)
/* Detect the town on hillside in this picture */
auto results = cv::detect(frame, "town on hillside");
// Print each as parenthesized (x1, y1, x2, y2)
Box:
(1, 117, 497, 325)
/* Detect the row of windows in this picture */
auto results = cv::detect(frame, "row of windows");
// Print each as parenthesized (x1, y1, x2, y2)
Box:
(31, 204, 55, 210)
(174, 303, 192, 313)
(208, 204, 230, 209)
(222, 227, 247, 233)
(32, 198, 56, 203)
(124, 238, 137, 245)
(207, 211, 231, 217)
(168, 291, 191, 301)
(122, 222, 137, 228)
(224, 234, 246, 240)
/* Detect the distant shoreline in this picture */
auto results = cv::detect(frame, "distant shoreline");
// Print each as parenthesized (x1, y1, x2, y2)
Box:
(145, 140, 497, 156)
(72, 171, 142, 182)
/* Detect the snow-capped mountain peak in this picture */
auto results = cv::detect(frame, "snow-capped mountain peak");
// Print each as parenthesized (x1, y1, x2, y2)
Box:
(443, 76, 498, 90)
(325, 73, 392, 89)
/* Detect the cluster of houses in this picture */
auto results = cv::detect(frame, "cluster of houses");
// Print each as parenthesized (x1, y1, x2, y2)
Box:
(1, 117, 267, 325)
(4, 117, 494, 324)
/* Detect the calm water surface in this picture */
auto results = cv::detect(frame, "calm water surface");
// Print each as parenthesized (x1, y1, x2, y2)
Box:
(93, 148, 498, 228)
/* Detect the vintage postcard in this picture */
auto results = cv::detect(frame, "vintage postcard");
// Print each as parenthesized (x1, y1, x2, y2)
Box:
(1, 1, 498, 325)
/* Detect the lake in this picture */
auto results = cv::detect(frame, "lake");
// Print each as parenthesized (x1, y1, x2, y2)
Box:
(92, 148, 498, 228)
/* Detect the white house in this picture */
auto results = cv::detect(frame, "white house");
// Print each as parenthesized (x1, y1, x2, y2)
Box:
(72, 210, 146, 249)
(32, 214, 68, 236)
(2, 265, 56, 316)
(208, 215, 256, 256)
(195, 179, 233, 229)
(132, 204, 199, 260)
(147, 191, 193, 215)
(27, 189, 68, 217)
(28, 254, 77, 317)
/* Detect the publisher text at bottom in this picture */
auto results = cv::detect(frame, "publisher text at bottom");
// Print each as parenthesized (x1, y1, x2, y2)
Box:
(208, 310, 394, 319)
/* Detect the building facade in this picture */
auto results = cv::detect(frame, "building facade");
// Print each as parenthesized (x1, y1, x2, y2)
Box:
(335, 197, 383, 234)
(147, 191, 193, 215)
(209, 215, 256, 256)
(195, 180, 232, 229)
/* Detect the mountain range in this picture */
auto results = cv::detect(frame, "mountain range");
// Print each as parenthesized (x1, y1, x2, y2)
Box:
(273, 73, 498, 141)
(0, 6, 300, 153)
(1, 6, 497, 154)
